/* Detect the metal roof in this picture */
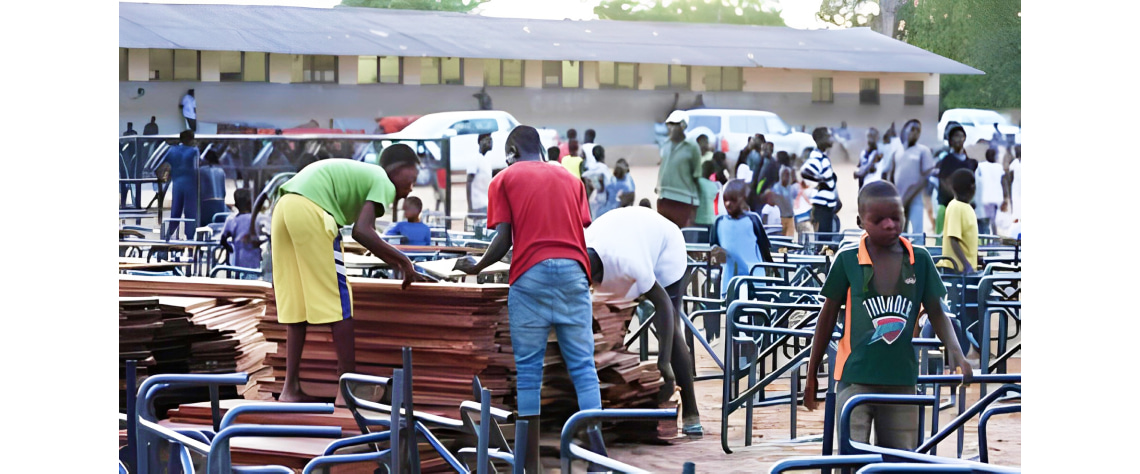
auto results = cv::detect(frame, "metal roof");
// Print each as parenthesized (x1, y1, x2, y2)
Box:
(118, 2, 983, 75)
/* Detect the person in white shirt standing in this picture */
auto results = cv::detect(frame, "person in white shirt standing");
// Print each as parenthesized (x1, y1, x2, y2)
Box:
(180, 89, 197, 132)
(975, 148, 1005, 234)
(467, 133, 493, 215)
(585, 206, 704, 437)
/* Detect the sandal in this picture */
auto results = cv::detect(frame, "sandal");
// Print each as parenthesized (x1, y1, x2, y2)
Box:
(682, 423, 704, 438)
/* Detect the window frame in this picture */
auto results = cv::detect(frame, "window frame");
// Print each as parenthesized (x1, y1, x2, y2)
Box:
(301, 55, 338, 83)
(597, 61, 639, 90)
(904, 80, 925, 105)
(859, 78, 880, 105)
(242, 52, 268, 82)
(219, 51, 244, 82)
(812, 77, 834, 103)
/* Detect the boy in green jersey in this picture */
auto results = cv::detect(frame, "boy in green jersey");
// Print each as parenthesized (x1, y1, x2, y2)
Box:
(802, 181, 972, 450)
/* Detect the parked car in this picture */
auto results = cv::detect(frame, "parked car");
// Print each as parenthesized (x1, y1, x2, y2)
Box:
(937, 108, 1021, 146)
(680, 109, 816, 166)
(378, 110, 560, 174)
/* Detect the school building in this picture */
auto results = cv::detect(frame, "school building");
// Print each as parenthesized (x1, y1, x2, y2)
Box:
(118, 2, 981, 148)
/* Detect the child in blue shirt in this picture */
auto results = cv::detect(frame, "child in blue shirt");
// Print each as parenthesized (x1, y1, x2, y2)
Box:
(385, 196, 432, 246)
(219, 188, 268, 276)
(711, 179, 775, 298)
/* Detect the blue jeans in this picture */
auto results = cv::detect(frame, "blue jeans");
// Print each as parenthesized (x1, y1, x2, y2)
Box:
(508, 259, 601, 417)
(905, 194, 925, 236)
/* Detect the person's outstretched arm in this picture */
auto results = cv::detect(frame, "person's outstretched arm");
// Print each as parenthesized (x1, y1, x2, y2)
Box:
(803, 296, 842, 410)
(353, 201, 425, 289)
(924, 298, 972, 385)
(456, 223, 512, 275)
(642, 282, 676, 386)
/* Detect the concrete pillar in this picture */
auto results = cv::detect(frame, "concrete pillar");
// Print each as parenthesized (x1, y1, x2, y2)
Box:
(339, 55, 358, 85)
(200, 50, 221, 82)
(582, 61, 599, 89)
(464, 58, 484, 87)
(128, 48, 150, 81)
(524, 60, 542, 89)
(269, 53, 293, 84)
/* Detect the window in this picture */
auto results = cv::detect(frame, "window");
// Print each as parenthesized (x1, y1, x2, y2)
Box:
(542, 60, 580, 88)
(303, 55, 337, 83)
(358, 56, 378, 84)
(220, 52, 242, 82)
(905, 80, 924, 105)
(149, 49, 173, 80)
(243, 52, 267, 82)
(174, 50, 199, 81)
(859, 78, 880, 105)
(449, 118, 499, 135)
(728, 116, 770, 134)
(654, 64, 689, 90)
(484, 59, 523, 87)
(686, 115, 721, 134)
(703, 67, 742, 92)
(597, 61, 638, 89)
(120, 48, 129, 81)
(380, 56, 401, 84)
(812, 77, 833, 103)
(421, 57, 462, 85)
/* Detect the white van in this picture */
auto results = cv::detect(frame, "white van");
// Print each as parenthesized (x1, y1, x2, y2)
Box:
(681, 109, 816, 166)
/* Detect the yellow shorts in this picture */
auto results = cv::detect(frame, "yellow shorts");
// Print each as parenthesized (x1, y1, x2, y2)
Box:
(271, 193, 353, 325)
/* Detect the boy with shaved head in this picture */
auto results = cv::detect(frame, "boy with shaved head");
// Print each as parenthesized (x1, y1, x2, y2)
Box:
(802, 181, 971, 450)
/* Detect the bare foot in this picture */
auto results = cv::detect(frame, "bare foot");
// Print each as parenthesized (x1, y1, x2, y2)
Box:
(278, 389, 322, 404)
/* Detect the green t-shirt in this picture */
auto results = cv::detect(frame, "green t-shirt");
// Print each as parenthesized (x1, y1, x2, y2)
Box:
(657, 139, 703, 206)
(278, 159, 396, 227)
(820, 236, 947, 386)
(694, 179, 719, 226)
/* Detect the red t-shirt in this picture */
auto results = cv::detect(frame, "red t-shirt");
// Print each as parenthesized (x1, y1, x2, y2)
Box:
(487, 160, 592, 284)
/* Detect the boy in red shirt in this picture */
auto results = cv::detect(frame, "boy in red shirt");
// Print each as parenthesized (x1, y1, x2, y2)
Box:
(457, 126, 606, 472)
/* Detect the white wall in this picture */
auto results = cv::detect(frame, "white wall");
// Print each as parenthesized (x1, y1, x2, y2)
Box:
(338, 55, 358, 85)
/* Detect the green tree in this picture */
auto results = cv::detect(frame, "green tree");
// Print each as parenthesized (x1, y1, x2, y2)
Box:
(340, 0, 488, 13)
(595, 0, 785, 26)
(895, 0, 1021, 110)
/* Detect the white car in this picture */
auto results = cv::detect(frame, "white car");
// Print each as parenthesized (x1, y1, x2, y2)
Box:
(937, 108, 1020, 146)
(379, 110, 559, 174)
(680, 109, 816, 166)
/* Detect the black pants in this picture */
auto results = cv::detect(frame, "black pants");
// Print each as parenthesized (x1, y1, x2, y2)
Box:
(813, 204, 836, 242)
(185, 117, 197, 132)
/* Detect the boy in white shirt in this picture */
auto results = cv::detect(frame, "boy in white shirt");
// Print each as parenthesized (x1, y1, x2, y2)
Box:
(975, 148, 1005, 234)
(760, 192, 782, 227)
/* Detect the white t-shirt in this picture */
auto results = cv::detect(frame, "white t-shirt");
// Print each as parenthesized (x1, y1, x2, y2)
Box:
(736, 163, 752, 181)
(584, 207, 687, 304)
(1008, 158, 1021, 220)
(975, 161, 1005, 206)
(761, 204, 781, 227)
(181, 94, 196, 120)
(466, 153, 493, 210)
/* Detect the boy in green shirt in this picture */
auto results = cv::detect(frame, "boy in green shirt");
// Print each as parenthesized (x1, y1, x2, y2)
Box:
(803, 181, 971, 450)
(694, 160, 719, 232)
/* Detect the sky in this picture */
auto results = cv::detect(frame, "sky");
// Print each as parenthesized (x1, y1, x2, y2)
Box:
(119, 0, 836, 29)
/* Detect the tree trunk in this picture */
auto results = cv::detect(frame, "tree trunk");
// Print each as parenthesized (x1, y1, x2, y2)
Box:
(877, 0, 901, 38)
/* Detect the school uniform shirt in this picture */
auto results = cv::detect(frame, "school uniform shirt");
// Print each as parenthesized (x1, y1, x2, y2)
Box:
(584, 207, 687, 303)
(657, 139, 703, 206)
(488, 160, 592, 284)
(938, 199, 979, 272)
(800, 149, 837, 208)
(385, 221, 432, 246)
(277, 159, 396, 226)
(467, 153, 494, 211)
(821, 235, 946, 386)
(181, 94, 196, 120)
(975, 161, 1005, 207)
(892, 144, 935, 205)
(761, 204, 781, 227)
(716, 212, 770, 297)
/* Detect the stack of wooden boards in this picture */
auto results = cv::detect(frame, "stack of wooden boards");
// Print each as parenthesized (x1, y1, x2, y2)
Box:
(118, 276, 277, 412)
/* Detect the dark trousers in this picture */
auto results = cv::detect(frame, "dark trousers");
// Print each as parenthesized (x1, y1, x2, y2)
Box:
(185, 117, 197, 132)
(812, 204, 836, 242)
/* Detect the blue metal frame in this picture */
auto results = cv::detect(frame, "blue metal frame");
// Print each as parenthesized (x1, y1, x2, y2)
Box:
(978, 404, 1021, 464)
(558, 408, 677, 473)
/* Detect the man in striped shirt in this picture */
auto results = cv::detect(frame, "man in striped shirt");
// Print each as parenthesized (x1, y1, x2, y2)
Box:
(800, 127, 839, 241)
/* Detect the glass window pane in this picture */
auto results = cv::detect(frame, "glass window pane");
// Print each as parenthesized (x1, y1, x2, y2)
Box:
(813, 77, 833, 103)
(704, 67, 722, 92)
(502, 59, 522, 87)
(421, 58, 440, 85)
(243, 52, 266, 82)
(120, 48, 129, 81)
(174, 50, 198, 80)
(380, 56, 401, 84)
(441, 57, 462, 85)
(671, 65, 689, 88)
(723, 67, 742, 91)
(616, 62, 636, 89)
(149, 48, 173, 81)
(220, 51, 242, 82)
(359, 56, 378, 84)
(562, 60, 579, 88)
(484, 59, 501, 86)
(905, 80, 924, 105)
(860, 78, 879, 104)
(597, 61, 615, 86)
(543, 60, 561, 87)
(311, 55, 335, 83)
